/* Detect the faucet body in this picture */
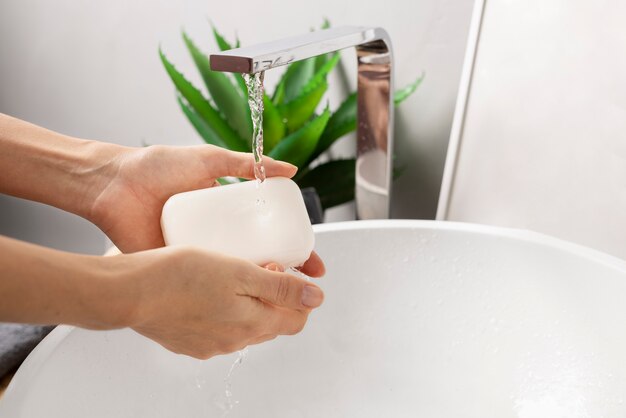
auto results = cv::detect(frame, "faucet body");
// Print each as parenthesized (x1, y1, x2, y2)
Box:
(210, 26, 394, 219)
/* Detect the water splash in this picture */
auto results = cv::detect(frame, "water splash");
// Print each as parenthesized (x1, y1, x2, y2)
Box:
(215, 348, 249, 417)
(243, 72, 266, 184)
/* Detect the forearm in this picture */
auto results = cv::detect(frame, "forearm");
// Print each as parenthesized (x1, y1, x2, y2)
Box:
(0, 113, 127, 219)
(0, 235, 135, 329)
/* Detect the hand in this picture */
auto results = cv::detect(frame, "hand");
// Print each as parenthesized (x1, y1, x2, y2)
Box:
(122, 246, 324, 359)
(89, 144, 297, 253)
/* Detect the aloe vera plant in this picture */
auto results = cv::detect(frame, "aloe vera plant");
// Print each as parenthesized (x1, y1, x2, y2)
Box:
(160, 23, 422, 210)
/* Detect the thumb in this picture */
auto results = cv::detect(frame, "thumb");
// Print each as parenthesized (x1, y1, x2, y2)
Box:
(210, 147, 297, 179)
(245, 270, 324, 310)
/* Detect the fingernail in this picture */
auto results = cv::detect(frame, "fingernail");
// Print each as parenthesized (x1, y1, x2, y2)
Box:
(301, 285, 323, 308)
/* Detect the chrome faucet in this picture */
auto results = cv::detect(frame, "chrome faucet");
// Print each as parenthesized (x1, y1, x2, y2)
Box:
(210, 26, 394, 219)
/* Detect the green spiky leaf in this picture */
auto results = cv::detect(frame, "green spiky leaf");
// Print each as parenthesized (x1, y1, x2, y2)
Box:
(394, 73, 424, 106)
(278, 79, 328, 133)
(297, 159, 355, 209)
(177, 95, 225, 147)
(314, 20, 333, 70)
(216, 177, 233, 185)
(182, 32, 252, 141)
(304, 52, 339, 95)
(233, 74, 247, 98)
(159, 48, 247, 152)
(268, 108, 330, 167)
(273, 52, 338, 133)
(315, 54, 329, 72)
(272, 77, 286, 105)
(310, 92, 357, 163)
(262, 94, 284, 152)
(211, 24, 234, 51)
(272, 58, 316, 105)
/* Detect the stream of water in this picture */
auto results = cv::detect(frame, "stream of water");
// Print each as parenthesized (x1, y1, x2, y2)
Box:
(243, 71, 266, 184)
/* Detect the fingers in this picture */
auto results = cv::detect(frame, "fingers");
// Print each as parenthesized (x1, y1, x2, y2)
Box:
(298, 251, 326, 278)
(265, 253, 325, 278)
(247, 303, 309, 343)
(263, 156, 298, 178)
(210, 147, 297, 179)
(260, 304, 310, 336)
(264, 262, 285, 272)
(243, 269, 324, 310)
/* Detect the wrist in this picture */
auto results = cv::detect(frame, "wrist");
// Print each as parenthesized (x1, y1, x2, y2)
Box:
(72, 139, 129, 221)
(78, 252, 144, 330)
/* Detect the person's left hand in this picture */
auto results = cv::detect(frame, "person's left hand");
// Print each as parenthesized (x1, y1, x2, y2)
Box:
(88, 144, 324, 277)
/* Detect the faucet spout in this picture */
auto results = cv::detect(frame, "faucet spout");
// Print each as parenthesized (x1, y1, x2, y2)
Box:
(210, 26, 394, 219)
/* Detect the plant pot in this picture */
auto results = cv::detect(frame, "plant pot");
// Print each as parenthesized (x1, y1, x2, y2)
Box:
(300, 187, 323, 224)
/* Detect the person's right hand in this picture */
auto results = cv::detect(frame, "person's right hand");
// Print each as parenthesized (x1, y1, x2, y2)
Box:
(117, 246, 324, 359)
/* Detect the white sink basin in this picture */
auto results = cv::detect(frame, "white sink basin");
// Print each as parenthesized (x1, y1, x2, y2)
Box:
(2, 220, 626, 417)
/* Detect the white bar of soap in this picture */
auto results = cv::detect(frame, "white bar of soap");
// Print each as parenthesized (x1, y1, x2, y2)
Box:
(161, 177, 315, 268)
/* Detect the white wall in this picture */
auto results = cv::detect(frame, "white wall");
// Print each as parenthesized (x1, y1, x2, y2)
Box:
(440, 0, 626, 260)
(0, 0, 474, 254)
